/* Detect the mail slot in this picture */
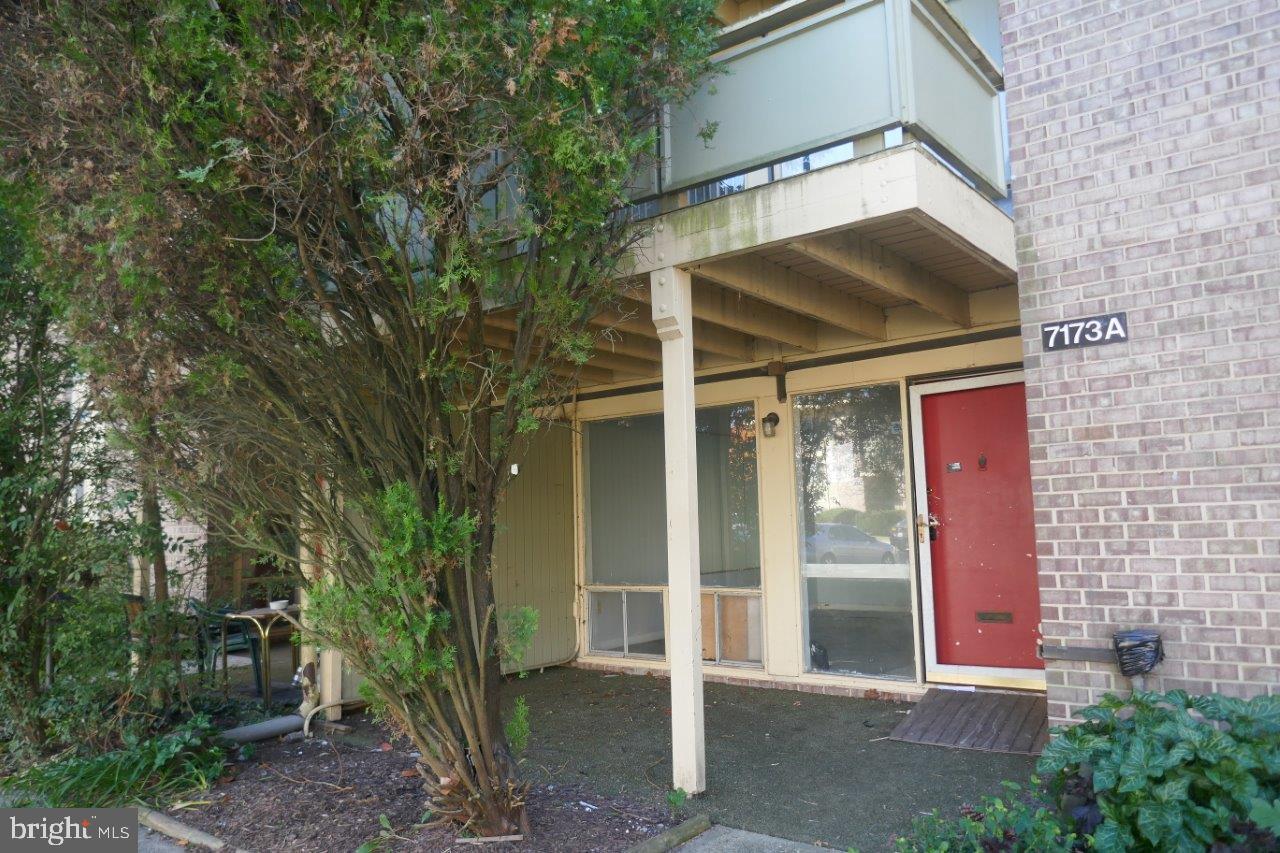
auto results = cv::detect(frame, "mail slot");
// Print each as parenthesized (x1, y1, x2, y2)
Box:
(976, 611, 1013, 623)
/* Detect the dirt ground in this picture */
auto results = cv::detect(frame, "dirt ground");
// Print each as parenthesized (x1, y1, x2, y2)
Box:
(175, 730, 672, 852)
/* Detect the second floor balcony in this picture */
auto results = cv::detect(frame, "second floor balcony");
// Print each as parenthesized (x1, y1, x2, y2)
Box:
(640, 0, 1007, 208)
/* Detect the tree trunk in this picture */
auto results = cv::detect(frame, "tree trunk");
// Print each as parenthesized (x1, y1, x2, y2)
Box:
(407, 533, 528, 838)
(139, 475, 181, 705)
(143, 484, 169, 606)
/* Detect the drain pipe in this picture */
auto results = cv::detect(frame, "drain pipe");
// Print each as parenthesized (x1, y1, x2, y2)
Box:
(303, 700, 368, 737)
(218, 700, 368, 744)
(221, 715, 304, 744)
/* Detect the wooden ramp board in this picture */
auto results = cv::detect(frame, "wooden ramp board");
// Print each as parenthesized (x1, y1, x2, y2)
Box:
(889, 688, 1049, 754)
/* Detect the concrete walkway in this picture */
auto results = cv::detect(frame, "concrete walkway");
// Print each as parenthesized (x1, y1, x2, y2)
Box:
(139, 826, 188, 852)
(677, 825, 828, 852)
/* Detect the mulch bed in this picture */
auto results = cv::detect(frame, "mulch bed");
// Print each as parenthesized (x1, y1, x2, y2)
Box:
(172, 726, 671, 852)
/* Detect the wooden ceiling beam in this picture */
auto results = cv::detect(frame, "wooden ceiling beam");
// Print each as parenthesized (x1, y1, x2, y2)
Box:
(596, 300, 758, 362)
(486, 310, 663, 367)
(474, 326, 615, 386)
(576, 348, 659, 378)
(787, 231, 972, 327)
(628, 281, 818, 352)
(692, 253, 887, 342)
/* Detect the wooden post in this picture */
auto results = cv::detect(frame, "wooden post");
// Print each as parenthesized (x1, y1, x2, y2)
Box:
(299, 529, 344, 721)
(650, 266, 706, 794)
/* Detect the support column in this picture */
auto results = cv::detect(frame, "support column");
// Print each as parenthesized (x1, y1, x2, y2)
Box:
(299, 530, 344, 721)
(650, 267, 706, 795)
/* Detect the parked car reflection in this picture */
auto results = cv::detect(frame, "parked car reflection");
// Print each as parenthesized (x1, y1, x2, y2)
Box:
(805, 523, 896, 564)
(890, 517, 909, 560)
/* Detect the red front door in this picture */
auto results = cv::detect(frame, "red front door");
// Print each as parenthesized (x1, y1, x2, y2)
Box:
(920, 381, 1042, 670)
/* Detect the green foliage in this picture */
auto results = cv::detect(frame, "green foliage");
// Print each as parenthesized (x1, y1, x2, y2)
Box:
(307, 483, 464, 699)
(894, 782, 1079, 853)
(1, 716, 227, 807)
(0, 183, 154, 757)
(38, 583, 190, 753)
(1038, 690, 1280, 852)
(498, 606, 539, 673)
(1251, 798, 1280, 835)
(666, 787, 689, 821)
(2, 0, 720, 831)
(505, 696, 531, 756)
(896, 691, 1280, 852)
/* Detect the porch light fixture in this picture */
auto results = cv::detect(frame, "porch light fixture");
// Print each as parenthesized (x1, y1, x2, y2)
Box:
(761, 412, 780, 438)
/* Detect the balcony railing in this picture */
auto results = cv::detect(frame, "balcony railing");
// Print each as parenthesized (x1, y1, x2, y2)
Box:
(650, 0, 1007, 204)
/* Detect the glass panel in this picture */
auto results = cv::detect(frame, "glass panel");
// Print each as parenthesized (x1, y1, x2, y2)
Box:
(775, 142, 855, 179)
(588, 591, 625, 655)
(696, 404, 761, 588)
(585, 414, 667, 585)
(795, 384, 914, 679)
(718, 594, 763, 665)
(584, 404, 761, 589)
(625, 592, 665, 658)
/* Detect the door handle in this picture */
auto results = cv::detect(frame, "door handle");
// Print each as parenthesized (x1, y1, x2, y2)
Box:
(916, 513, 940, 543)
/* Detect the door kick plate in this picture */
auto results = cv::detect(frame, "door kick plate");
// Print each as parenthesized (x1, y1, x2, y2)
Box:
(976, 611, 1013, 623)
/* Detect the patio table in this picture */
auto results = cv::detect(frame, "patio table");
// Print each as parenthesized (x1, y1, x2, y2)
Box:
(221, 605, 300, 708)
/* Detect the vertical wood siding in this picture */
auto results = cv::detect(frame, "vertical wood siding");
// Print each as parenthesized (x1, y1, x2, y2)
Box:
(493, 423, 578, 672)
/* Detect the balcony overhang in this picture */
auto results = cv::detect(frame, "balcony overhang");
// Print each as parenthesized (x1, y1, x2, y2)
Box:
(483, 144, 1017, 388)
(630, 143, 1015, 278)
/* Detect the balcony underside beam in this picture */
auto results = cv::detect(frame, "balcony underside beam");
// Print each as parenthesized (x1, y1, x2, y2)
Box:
(629, 281, 819, 352)
(475, 325, 616, 385)
(576, 348, 658, 378)
(693, 253, 887, 341)
(787, 231, 972, 327)
(607, 297, 759, 361)
(486, 311, 661, 373)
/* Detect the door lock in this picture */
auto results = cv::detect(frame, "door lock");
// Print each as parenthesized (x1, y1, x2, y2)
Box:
(916, 513, 940, 543)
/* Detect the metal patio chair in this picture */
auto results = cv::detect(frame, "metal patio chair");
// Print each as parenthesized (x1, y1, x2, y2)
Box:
(188, 598, 263, 696)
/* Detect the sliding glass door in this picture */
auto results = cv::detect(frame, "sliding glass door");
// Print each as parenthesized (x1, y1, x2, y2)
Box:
(793, 383, 915, 679)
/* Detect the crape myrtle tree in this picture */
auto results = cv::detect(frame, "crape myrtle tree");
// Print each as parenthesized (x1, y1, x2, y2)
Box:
(0, 0, 717, 834)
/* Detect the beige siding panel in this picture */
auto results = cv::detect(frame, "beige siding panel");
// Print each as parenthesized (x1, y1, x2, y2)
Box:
(493, 424, 578, 673)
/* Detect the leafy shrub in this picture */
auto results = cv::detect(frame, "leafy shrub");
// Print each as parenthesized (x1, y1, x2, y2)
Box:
(895, 691, 1280, 852)
(1039, 690, 1280, 852)
(1, 716, 227, 807)
(37, 583, 190, 753)
(894, 781, 1080, 852)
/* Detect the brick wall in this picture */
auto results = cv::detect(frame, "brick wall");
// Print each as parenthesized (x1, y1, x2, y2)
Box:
(163, 516, 208, 601)
(1000, 0, 1280, 722)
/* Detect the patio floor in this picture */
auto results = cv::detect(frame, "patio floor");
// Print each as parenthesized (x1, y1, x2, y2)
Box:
(217, 637, 302, 708)
(503, 667, 1039, 851)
